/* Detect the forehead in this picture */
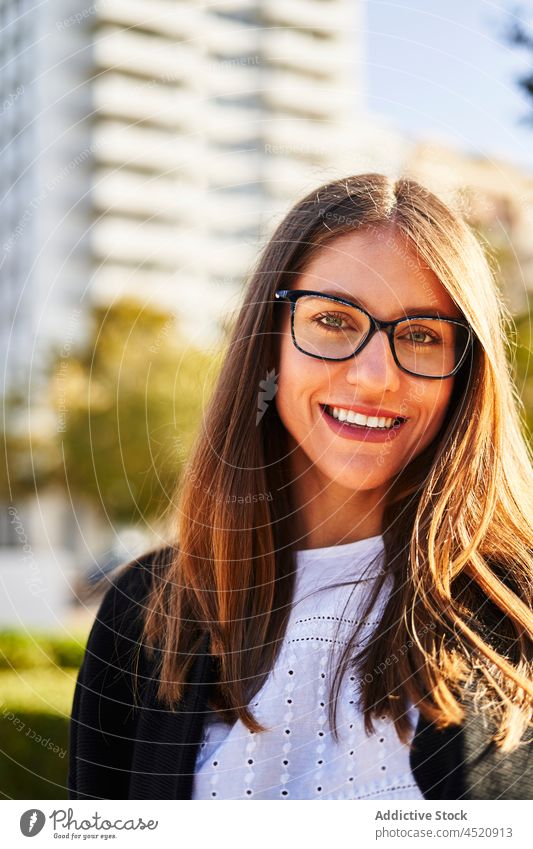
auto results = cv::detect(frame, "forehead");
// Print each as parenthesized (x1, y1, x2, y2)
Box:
(293, 226, 462, 320)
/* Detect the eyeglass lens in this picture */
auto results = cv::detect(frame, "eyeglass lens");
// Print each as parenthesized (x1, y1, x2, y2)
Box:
(293, 295, 470, 377)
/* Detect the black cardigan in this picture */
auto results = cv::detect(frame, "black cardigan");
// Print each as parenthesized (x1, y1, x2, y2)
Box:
(68, 548, 532, 800)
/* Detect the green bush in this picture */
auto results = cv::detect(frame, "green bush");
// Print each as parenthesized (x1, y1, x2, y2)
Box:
(50, 637, 86, 670)
(0, 668, 78, 713)
(0, 709, 69, 799)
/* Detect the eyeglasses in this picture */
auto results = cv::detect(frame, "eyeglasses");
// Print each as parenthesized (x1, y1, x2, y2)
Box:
(274, 290, 473, 379)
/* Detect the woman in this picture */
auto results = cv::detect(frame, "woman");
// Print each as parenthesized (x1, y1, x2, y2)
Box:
(68, 172, 533, 800)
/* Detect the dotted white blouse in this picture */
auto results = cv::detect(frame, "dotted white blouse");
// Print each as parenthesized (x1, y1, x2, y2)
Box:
(191, 534, 424, 800)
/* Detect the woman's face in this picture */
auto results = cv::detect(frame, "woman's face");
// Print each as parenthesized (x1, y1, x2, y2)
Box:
(274, 225, 463, 494)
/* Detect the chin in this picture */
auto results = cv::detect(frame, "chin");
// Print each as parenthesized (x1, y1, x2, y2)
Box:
(316, 458, 394, 491)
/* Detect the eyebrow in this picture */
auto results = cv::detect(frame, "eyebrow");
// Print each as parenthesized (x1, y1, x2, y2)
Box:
(315, 288, 451, 318)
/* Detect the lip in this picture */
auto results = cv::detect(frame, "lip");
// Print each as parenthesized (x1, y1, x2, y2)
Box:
(321, 402, 408, 420)
(319, 404, 408, 443)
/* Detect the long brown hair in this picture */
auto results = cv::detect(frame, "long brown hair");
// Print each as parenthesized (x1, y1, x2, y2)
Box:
(141, 173, 533, 752)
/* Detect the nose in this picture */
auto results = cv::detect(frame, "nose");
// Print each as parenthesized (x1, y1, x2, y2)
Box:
(343, 328, 401, 392)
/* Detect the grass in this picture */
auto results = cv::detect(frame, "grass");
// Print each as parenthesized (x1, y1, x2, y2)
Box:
(0, 667, 78, 716)
(0, 632, 85, 799)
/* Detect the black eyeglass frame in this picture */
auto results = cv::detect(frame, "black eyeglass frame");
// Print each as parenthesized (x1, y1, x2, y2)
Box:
(274, 289, 474, 380)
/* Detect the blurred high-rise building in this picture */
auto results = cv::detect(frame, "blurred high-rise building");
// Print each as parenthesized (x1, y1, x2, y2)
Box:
(2, 0, 407, 392)
(0, 0, 93, 391)
(88, 0, 396, 338)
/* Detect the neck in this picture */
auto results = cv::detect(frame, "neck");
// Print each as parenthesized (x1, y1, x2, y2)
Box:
(287, 447, 386, 551)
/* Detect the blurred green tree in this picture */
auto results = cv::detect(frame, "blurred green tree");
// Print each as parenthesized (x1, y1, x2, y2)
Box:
(512, 293, 533, 441)
(45, 299, 221, 525)
(462, 211, 532, 443)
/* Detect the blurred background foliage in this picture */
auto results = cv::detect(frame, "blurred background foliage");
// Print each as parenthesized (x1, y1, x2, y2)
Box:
(48, 298, 222, 524)
(513, 293, 533, 440)
(0, 630, 85, 799)
(3, 298, 223, 524)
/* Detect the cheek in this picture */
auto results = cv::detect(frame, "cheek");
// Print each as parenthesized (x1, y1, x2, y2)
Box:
(275, 329, 292, 388)
(275, 335, 323, 436)
(419, 379, 455, 439)
(275, 339, 306, 425)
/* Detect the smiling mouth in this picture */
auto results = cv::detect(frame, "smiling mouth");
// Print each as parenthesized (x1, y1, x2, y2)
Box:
(320, 404, 407, 430)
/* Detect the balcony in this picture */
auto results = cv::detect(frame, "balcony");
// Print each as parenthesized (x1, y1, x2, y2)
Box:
(93, 73, 198, 129)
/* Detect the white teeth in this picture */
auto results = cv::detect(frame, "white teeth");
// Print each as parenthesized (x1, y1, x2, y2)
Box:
(329, 406, 399, 429)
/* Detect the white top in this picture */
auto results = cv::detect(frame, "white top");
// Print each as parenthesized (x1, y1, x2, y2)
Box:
(191, 534, 424, 800)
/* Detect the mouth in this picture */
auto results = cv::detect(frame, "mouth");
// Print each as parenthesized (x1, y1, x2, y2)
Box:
(319, 404, 408, 431)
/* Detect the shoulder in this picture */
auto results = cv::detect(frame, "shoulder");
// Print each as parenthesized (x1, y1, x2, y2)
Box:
(412, 679, 533, 800)
(105, 542, 175, 598)
(78, 543, 177, 684)
(92, 544, 175, 633)
(68, 545, 175, 799)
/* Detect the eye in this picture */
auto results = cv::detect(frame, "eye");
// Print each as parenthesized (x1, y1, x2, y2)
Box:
(312, 312, 358, 332)
(397, 325, 441, 346)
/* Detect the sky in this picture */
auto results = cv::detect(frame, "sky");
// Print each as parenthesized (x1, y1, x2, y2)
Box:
(364, 0, 533, 173)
